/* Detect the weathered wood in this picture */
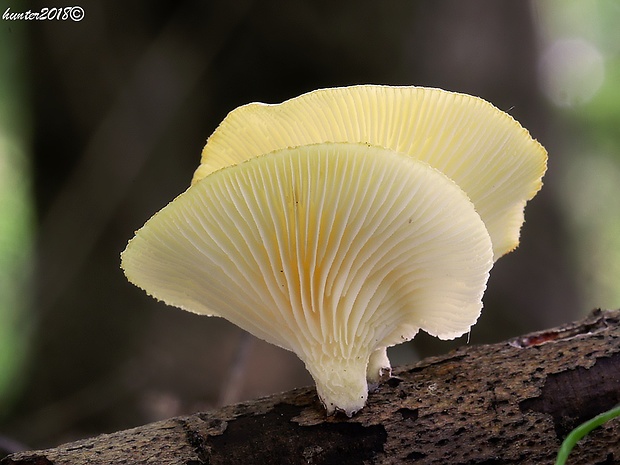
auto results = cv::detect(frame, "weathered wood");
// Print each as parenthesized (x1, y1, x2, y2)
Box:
(4, 309, 619, 465)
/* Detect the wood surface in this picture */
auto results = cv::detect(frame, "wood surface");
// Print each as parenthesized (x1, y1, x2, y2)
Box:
(3, 309, 619, 465)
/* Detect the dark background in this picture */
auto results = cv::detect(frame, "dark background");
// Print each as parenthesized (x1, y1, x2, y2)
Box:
(1, 0, 598, 451)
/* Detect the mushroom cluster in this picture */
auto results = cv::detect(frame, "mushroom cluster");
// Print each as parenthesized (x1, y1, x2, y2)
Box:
(121, 85, 547, 416)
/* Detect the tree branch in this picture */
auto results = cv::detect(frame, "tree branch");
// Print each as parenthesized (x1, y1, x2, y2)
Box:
(4, 309, 619, 465)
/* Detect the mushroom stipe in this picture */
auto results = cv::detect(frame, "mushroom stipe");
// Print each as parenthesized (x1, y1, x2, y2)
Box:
(121, 85, 547, 417)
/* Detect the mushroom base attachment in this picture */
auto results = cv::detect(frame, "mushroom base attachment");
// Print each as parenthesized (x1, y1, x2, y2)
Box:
(367, 347, 392, 390)
(305, 356, 370, 417)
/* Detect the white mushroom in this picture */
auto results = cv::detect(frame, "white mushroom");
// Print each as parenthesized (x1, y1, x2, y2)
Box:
(121, 86, 547, 416)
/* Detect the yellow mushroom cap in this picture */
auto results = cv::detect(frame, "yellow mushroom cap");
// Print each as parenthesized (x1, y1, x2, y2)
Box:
(121, 85, 547, 416)
(192, 85, 547, 260)
(122, 143, 493, 415)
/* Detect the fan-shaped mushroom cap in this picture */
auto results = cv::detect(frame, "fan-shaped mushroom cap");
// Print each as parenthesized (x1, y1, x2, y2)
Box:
(192, 85, 547, 260)
(122, 85, 547, 416)
(122, 143, 493, 415)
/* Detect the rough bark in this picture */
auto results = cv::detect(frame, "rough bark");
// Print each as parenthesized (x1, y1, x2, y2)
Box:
(4, 309, 620, 465)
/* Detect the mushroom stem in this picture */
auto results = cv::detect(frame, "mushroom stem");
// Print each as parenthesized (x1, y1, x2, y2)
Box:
(304, 355, 370, 417)
(367, 347, 392, 389)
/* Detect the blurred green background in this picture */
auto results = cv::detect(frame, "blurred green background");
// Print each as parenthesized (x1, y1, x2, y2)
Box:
(1, 0, 619, 453)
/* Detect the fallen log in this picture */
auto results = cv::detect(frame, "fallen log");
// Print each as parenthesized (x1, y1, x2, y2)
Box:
(3, 309, 619, 465)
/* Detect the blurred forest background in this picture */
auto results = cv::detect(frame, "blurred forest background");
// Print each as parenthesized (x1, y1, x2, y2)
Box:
(1, 0, 619, 453)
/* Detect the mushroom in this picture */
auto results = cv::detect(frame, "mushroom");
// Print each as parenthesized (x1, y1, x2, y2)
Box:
(121, 85, 547, 416)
